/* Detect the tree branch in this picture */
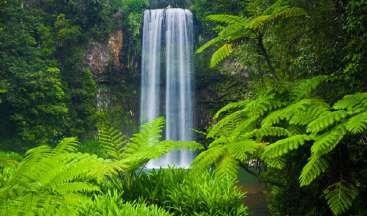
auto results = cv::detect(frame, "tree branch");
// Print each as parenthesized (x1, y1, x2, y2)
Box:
(257, 35, 278, 80)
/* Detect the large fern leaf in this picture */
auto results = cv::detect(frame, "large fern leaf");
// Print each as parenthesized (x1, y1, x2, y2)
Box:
(324, 181, 359, 216)
(299, 156, 329, 186)
(210, 43, 234, 67)
(98, 126, 127, 160)
(311, 126, 347, 156)
(262, 135, 313, 158)
(345, 111, 367, 134)
(290, 75, 329, 100)
(206, 14, 247, 25)
(333, 92, 367, 111)
(307, 111, 349, 134)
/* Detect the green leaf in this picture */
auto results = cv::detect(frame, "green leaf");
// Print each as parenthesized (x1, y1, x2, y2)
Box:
(324, 181, 359, 215)
(299, 156, 329, 186)
(263, 135, 313, 158)
(345, 111, 367, 134)
(311, 126, 347, 156)
(307, 111, 349, 134)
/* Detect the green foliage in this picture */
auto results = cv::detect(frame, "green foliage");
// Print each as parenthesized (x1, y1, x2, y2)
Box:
(0, 138, 123, 215)
(263, 135, 313, 158)
(324, 181, 359, 216)
(198, 74, 367, 215)
(118, 169, 248, 216)
(0, 0, 128, 148)
(99, 118, 203, 170)
(0, 118, 208, 215)
(82, 190, 172, 216)
(197, 1, 306, 68)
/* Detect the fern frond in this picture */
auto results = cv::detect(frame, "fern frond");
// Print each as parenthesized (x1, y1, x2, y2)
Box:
(262, 156, 286, 169)
(227, 139, 261, 162)
(262, 99, 327, 127)
(262, 135, 313, 158)
(244, 94, 283, 117)
(261, 109, 287, 127)
(215, 154, 238, 181)
(210, 43, 234, 67)
(345, 111, 367, 134)
(192, 145, 225, 171)
(247, 15, 272, 31)
(230, 116, 258, 138)
(247, 7, 306, 31)
(288, 100, 329, 126)
(271, 7, 307, 22)
(98, 125, 127, 160)
(253, 126, 290, 139)
(214, 100, 248, 119)
(0, 139, 124, 216)
(206, 14, 247, 25)
(307, 111, 349, 134)
(290, 75, 329, 100)
(207, 109, 246, 138)
(196, 37, 222, 54)
(333, 92, 367, 111)
(299, 156, 329, 186)
(311, 126, 347, 156)
(124, 117, 164, 158)
(324, 181, 359, 215)
(54, 137, 79, 154)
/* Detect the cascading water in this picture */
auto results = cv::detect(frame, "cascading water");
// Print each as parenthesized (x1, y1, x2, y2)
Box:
(140, 8, 194, 168)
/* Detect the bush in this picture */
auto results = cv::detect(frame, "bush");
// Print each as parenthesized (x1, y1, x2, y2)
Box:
(82, 190, 172, 216)
(118, 169, 248, 216)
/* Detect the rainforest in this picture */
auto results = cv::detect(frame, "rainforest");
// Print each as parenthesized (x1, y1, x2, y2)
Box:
(0, 0, 366, 215)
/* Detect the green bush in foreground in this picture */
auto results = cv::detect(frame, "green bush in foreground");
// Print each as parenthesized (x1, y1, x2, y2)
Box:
(119, 169, 248, 216)
(82, 190, 172, 216)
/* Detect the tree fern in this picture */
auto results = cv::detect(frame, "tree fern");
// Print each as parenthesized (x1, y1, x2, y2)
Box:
(307, 110, 349, 134)
(214, 100, 249, 119)
(324, 181, 359, 216)
(252, 126, 290, 139)
(215, 154, 239, 181)
(192, 137, 261, 180)
(197, 3, 306, 67)
(262, 135, 313, 158)
(299, 156, 329, 186)
(290, 75, 330, 100)
(206, 14, 247, 25)
(333, 92, 367, 111)
(311, 125, 347, 156)
(345, 111, 367, 134)
(210, 43, 234, 67)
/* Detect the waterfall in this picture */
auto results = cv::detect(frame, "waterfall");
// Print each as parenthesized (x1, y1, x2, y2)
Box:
(140, 8, 194, 168)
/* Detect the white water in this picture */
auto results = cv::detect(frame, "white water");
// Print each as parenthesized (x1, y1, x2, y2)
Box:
(141, 8, 194, 168)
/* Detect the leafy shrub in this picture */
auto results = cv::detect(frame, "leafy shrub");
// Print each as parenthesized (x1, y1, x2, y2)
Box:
(119, 169, 248, 216)
(82, 190, 172, 216)
(195, 75, 367, 215)
(0, 118, 203, 215)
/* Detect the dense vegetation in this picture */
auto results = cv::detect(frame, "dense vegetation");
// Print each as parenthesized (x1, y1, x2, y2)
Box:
(1, 0, 366, 215)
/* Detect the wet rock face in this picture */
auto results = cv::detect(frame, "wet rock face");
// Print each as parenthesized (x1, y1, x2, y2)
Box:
(108, 30, 124, 69)
(86, 30, 123, 75)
